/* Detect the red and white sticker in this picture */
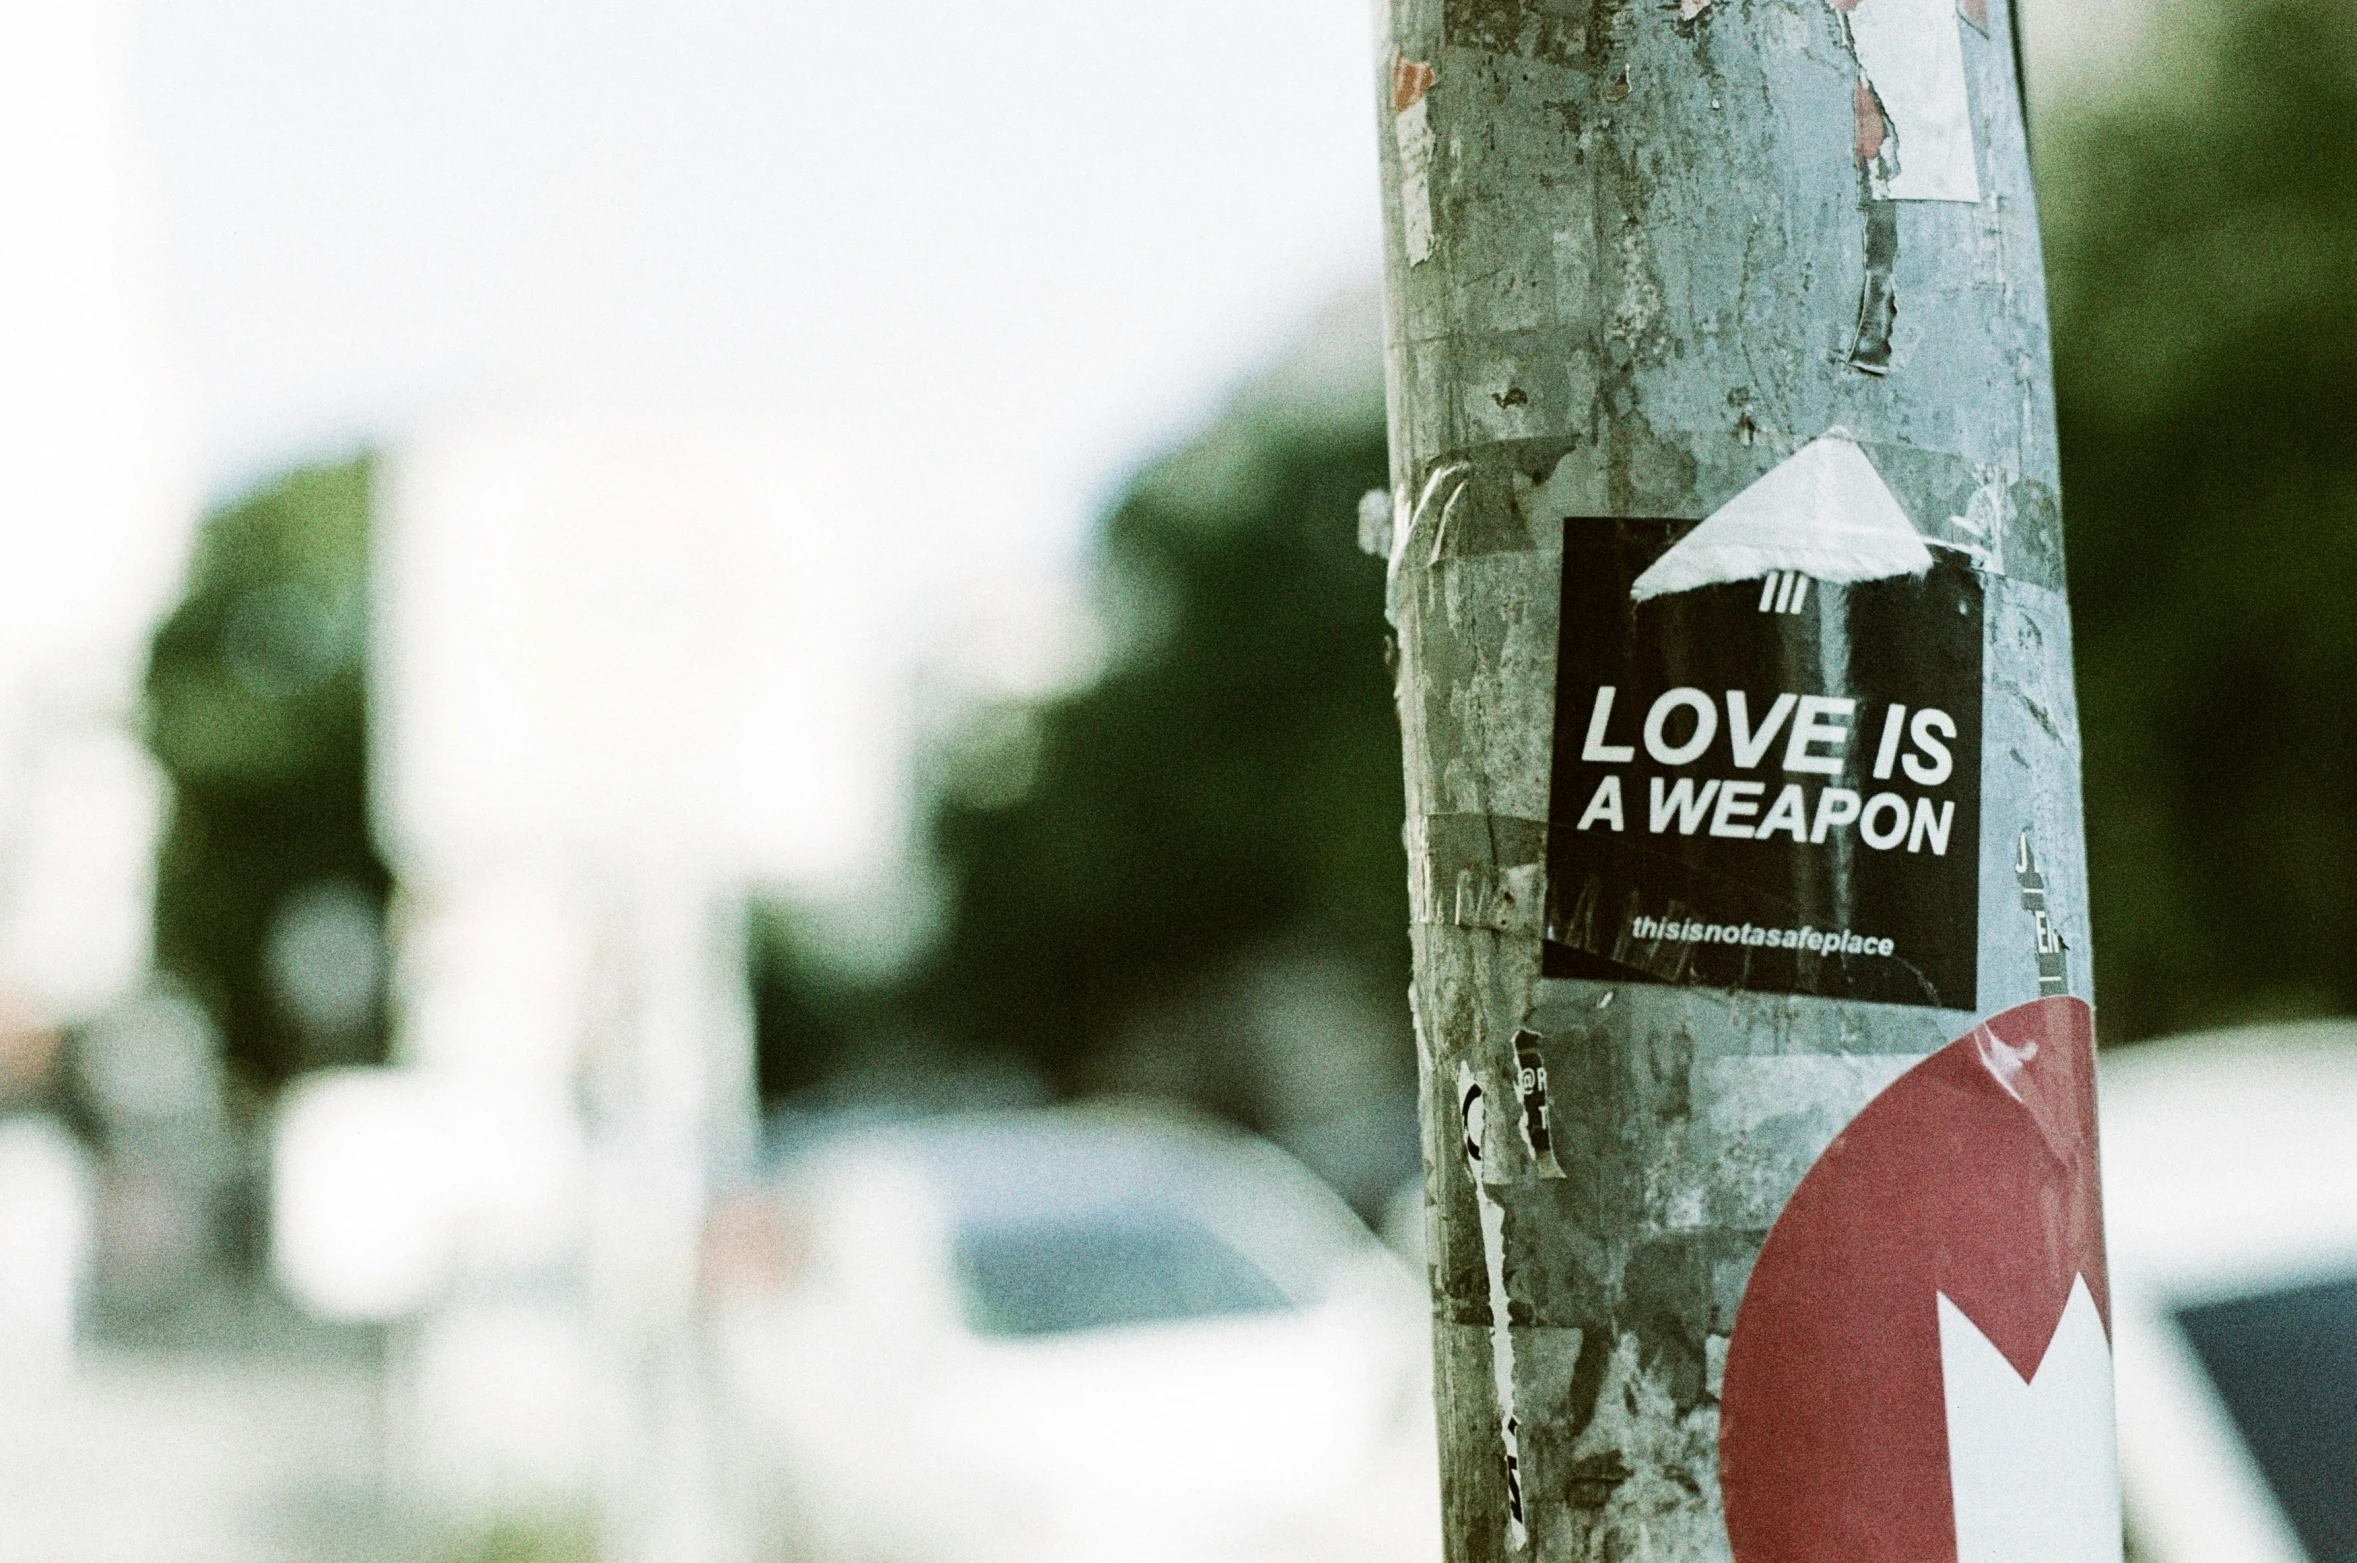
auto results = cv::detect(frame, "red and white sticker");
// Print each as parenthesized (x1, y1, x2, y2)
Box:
(1719, 997, 2122, 1563)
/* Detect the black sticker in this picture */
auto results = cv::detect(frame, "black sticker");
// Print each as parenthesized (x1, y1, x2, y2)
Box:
(1545, 518, 1982, 1010)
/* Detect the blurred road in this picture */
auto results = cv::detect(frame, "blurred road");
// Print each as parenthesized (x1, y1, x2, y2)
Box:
(0, 1352, 392, 1563)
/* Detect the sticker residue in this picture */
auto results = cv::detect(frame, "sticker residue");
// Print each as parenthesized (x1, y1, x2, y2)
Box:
(1390, 461, 1469, 625)
(1512, 1031, 1566, 1179)
(1358, 487, 1396, 559)
(1628, 434, 1932, 603)
(1849, 199, 1900, 374)
(1394, 60, 1438, 266)
(1834, 0, 1983, 203)
(1459, 1062, 1529, 1551)
(2014, 829, 2069, 995)
(1946, 471, 2010, 575)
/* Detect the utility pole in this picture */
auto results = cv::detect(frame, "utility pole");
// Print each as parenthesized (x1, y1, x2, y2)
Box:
(1370, 3, 2121, 1561)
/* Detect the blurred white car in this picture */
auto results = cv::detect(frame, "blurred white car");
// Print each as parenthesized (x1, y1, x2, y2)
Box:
(704, 1106, 1440, 1563)
(2103, 1020, 2357, 1563)
(0, 1115, 90, 1375)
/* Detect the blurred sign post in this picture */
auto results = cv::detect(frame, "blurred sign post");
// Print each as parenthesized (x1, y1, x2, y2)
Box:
(0, 0, 195, 1360)
(1372, 4, 2120, 1560)
(376, 419, 888, 1560)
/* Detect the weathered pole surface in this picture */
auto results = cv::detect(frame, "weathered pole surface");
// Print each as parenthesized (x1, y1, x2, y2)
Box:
(1371, 1, 2120, 1560)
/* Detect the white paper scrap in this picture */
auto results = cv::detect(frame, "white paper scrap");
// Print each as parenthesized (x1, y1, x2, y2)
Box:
(1396, 96, 1437, 265)
(1629, 434, 1931, 602)
(1457, 1059, 1528, 1553)
(1843, 0, 1982, 203)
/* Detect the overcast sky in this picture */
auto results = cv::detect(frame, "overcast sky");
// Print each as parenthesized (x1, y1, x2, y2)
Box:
(133, 0, 1387, 668)
(129, 0, 2148, 521)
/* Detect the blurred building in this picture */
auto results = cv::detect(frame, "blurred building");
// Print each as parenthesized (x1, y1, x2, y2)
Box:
(0, 0, 197, 1360)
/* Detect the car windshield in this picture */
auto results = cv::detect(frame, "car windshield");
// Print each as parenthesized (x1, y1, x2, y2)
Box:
(2178, 1272, 2357, 1563)
(954, 1206, 1295, 1338)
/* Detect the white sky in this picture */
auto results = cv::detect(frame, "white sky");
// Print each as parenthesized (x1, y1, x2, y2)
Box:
(128, 0, 2150, 551)
(133, 0, 1388, 650)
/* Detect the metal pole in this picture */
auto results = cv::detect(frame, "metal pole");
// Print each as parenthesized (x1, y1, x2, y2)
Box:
(1371, 1, 2119, 1559)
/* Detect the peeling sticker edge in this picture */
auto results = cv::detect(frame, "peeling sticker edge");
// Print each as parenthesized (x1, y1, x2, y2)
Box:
(1358, 487, 1395, 559)
(1392, 56, 1435, 112)
(1945, 469, 2011, 575)
(1628, 432, 1933, 602)
(1388, 461, 1468, 624)
(1833, 0, 1984, 204)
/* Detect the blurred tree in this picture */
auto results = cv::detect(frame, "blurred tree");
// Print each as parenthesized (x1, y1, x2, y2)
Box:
(2043, 0, 2357, 1041)
(758, 326, 1411, 1133)
(915, 400, 1402, 1123)
(142, 457, 391, 1093)
(750, 899, 869, 1103)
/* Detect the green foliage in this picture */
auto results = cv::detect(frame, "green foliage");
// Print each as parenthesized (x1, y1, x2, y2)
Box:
(758, 384, 1404, 1122)
(444, 1516, 598, 1563)
(143, 456, 392, 1091)
(751, 899, 873, 1101)
(2044, 0, 2357, 1039)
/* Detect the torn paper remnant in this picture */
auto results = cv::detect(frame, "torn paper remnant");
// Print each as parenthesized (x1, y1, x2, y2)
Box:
(1848, 198, 1900, 374)
(1838, 0, 1982, 203)
(1393, 60, 1438, 265)
(1628, 434, 1932, 602)
(1357, 488, 1395, 559)
(1458, 1062, 1529, 1552)
(1513, 1031, 1566, 1179)
(1393, 57, 1435, 112)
